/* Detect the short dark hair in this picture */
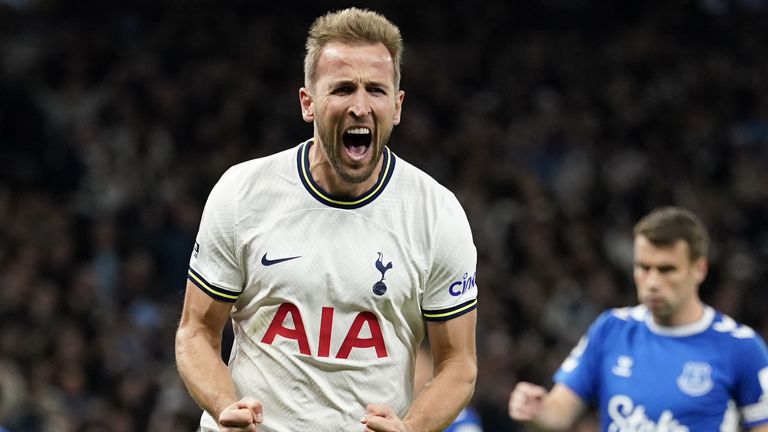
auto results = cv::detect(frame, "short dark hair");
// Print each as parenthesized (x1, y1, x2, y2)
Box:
(633, 206, 710, 260)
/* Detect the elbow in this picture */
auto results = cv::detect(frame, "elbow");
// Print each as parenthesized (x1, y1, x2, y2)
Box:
(175, 323, 203, 362)
(463, 349, 478, 383)
(174, 323, 221, 361)
(441, 355, 477, 398)
(174, 324, 192, 364)
(457, 351, 478, 402)
(465, 359, 478, 397)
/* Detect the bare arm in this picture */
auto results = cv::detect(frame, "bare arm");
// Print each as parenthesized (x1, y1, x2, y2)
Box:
(175, 280, 262, 429)
(364, 310, 477, 432)
(508, 382, 586, 431)
(749, 424, 768, 432)
(408, 310, 477, 430)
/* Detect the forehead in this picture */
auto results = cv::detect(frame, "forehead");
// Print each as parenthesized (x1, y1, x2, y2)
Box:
(634, 235, 690, 264)
(315, 41, 395, 85)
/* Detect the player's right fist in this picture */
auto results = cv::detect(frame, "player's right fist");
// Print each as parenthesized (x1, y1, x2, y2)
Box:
(219, 396, 264, 432)
(508, 382, 546, 421)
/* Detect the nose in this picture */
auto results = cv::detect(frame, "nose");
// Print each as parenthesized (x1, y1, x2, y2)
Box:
(643, 269, 663, 291)
(348, 89, 372, 118)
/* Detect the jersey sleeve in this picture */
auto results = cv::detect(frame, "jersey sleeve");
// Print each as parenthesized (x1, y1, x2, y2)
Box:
(188, 168, 244, 303)
(421, 194, 478, 322)
(733, 331, 768, 428)
(553, 310, 613, 403)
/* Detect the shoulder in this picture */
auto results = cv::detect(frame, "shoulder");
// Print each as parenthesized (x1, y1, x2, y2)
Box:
(561, 307, 646, 362)
(709, 310, 768, 353)
(210, 146, 298, 199)
(223, 146, 296, 184)
(391, 155, 470, 238)
(391, 154, 459, 204)
(710, 311, 761, 339)
(573, 307, 647, 346)
(707, 311, 768, 380)
(593, 305, 648, 331)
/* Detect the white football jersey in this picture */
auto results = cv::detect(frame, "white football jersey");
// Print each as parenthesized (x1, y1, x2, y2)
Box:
(188, 139, 478, 431)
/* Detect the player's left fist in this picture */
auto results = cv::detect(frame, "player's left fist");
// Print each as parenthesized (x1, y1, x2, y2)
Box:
(219, 396, 264, 432)
(360, 404, 412, 432)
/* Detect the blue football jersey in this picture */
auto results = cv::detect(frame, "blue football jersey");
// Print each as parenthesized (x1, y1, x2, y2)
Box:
(555, 305, 768, 431)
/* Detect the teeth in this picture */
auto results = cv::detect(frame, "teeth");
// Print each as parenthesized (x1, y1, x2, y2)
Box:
(346, 127, 370, 135)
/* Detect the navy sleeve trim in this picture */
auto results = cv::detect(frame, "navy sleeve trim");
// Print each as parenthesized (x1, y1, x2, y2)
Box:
(422, 299, 477, 322)
(187, 268, 240, 303)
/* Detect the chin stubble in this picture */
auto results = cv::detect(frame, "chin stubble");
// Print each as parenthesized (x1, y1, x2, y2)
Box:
(318, 127, 391, 185)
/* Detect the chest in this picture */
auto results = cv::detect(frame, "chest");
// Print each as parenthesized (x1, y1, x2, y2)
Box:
(238, 209, 426, 313)
(597, 330, 733, 428)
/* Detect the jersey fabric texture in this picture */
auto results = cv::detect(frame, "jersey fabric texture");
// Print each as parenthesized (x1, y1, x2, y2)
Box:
(555, 305, 768, 431)
(189, 139, 478, 431)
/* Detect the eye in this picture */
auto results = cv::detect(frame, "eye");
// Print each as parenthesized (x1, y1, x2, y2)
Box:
(635, 263, 650, 272)
(658, 266, 675, 274)
(367, 87, 386, 95)
(333, 86, 354, 95)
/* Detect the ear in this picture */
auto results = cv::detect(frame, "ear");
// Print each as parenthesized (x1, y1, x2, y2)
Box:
(299, 87, 314, 123)
(692, 257, 708, 284)
(392, 90, 405, 126)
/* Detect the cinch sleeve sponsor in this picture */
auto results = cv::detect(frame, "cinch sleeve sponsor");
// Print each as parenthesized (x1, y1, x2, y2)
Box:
(420, 192, 478, 319)
(188, 167, 245, 301)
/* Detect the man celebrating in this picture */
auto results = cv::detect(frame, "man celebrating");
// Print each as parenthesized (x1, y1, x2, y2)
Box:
(176, 8, 478, 432)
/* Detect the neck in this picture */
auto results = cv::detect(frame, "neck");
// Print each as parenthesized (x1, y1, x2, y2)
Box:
(308, 140, 383, 197)
(653, 298, 704, 327)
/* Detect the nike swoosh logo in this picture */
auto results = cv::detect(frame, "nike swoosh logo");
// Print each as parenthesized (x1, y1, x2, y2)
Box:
(261, 253, 302, 266)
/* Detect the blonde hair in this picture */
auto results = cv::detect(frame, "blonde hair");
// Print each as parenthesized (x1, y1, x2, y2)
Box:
(304, 7, 403, 90)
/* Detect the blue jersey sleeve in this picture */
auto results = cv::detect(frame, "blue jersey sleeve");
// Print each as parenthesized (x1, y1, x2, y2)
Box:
(733, 330, 768, 428)
(553, 310, 615, 404)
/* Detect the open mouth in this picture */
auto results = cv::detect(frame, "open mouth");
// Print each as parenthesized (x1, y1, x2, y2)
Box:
(343, 127, 372, 158)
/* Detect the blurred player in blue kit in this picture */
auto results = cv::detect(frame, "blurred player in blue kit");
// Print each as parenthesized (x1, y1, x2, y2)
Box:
(509, 206, 768, 431)
(175, 7, 478, 432)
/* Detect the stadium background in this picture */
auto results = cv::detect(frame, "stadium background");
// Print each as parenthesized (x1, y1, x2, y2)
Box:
(1, 0, 767, 430)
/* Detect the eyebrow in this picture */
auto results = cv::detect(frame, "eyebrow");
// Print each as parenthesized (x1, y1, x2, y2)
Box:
(634, 262, 678, 272)
(329, 78, 390, 88)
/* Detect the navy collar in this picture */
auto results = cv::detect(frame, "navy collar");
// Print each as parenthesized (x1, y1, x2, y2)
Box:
(297, 139, 396, 209)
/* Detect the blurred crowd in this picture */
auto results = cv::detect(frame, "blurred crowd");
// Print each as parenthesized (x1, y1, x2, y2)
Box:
(1, 0, 767, 430)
